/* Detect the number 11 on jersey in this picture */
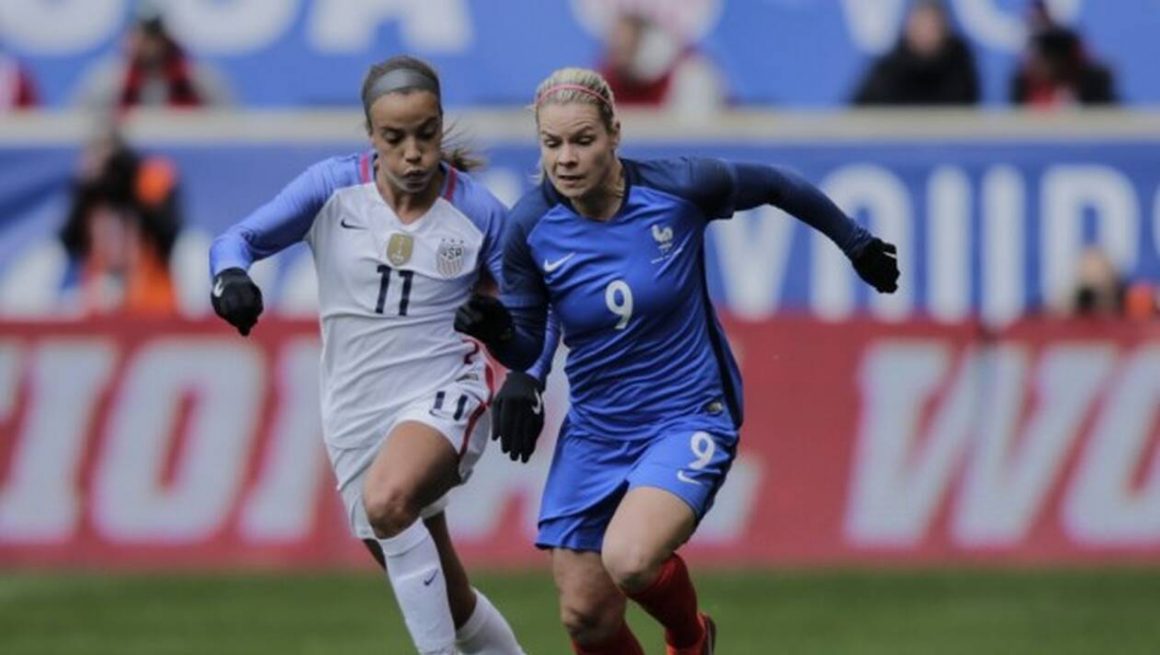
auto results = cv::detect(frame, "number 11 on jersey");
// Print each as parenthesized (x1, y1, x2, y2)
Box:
(376, 264, 414, 316)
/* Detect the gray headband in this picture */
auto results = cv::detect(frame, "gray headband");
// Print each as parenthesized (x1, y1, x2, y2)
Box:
(366, 68, 440, 105)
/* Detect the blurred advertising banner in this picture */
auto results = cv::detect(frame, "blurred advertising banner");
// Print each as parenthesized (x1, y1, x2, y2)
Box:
(2, 316, 1158, 569)
(3, 128, 1160, 323)
(5, 0, 1160, 107)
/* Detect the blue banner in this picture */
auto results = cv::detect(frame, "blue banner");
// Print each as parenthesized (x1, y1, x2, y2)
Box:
(2, 131, 1158, 322)
(5, 0, 1159, 108)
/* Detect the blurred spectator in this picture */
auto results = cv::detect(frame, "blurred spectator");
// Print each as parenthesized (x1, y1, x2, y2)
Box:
(852, 0, 979, 106)
(73, 11, 229, 111)
(58, 125, 183, 316)
(1010, 3, 1116, 108)
(596, 11, 728, 118)
(0, 47, 38, 110)
(1063, 246, 1155, 320)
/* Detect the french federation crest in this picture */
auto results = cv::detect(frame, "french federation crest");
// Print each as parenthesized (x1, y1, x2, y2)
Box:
(436, 238, 466, 278)
(651, 223, 674, 254)
(387, 233, 413, 266)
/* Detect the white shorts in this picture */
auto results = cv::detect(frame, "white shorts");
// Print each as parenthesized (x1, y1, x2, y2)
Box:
(326, 379, 491, 540)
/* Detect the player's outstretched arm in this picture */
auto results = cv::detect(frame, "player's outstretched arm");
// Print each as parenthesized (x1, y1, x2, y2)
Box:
(730, 161, 899, 293)
(211, 267, 264, 336)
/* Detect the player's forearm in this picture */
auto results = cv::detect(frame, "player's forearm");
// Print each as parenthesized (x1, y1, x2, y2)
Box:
(732, 162, 872, 257)
(524, 310, 560, 382)
(492, 304, 548, 372)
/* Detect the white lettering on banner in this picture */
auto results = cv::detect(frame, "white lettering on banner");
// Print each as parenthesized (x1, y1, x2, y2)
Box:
(0, 241, 69, 317)
(847, 341, 975, 546)
(952, 344, 1114, 545)
(816, 165, 912, 321)
(0, 0, 122, 53)
(710, 207, 794, 320)
(1154, 187, 1160, 267)
(839, 0, 909, 53)
(92, 340, 264, 542)
(445, 450, 547, 539)
(0, 341, 115, 541)
(172, 229, 213, 318)
(311, 0, 472, 53)
(928, 167, 971, 322)
(278, 252, 321, 317)
(239, 339, 326, 541)
(848, 340, 1160, 548)
(982, 166, 1026, 325)
(1042, 166, 1139, 308)
(841, 0, 1083, 53)
(164, 0, 298, 54)
(1065, 346, 1160, 543)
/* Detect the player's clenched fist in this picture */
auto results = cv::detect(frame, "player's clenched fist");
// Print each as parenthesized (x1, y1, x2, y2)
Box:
(491, 370, 545, 463)
(211, 267, 263, 336)
(454, 293, 514, 347)
(852, 237, 900, 293)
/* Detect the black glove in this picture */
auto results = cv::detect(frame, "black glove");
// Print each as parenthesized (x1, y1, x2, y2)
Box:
(491, 370, 545, 463)
(211, 267, 263, 336)
(853, 237, 900, 293)
(454, 294, 514, 348)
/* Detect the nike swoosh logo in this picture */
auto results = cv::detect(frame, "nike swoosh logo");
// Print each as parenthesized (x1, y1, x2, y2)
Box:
(212, 278, 225, 298)
(422, 570, 439, 586)
(340, 218, 365, 230)
(543, 252, 576, 273)
(676, 471, 702, 486)
(530, 390, 543, 415)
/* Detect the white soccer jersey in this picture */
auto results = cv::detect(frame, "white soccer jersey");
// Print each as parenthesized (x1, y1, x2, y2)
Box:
(210, 152, 518, 449)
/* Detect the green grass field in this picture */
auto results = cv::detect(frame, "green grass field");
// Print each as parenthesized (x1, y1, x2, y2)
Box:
(3, 568, 1159, 654)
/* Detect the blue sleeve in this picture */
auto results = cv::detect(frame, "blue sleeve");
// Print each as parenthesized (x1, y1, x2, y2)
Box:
(208, 160, 336, 277)
(730, 162, 873, 258)
(456, 175, 559, 381)
(524, 311, 561, 382)
(486, 192, 553, 372)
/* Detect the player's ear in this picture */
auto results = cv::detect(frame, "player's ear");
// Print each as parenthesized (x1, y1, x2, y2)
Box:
(609, 119, 621, 150)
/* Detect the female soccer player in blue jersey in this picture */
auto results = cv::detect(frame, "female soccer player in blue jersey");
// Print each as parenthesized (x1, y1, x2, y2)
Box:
(455, 67, 900, 655)
(209, 55, 549, 655)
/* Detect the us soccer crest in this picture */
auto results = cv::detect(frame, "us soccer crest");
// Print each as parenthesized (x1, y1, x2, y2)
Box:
(387, 233, 413, 266)
(436, 238, 466, 278)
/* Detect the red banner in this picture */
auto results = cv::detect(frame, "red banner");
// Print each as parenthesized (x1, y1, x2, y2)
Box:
(2, 317, 1159, 569)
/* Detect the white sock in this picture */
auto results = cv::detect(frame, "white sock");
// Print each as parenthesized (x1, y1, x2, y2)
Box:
(379, 522, 457, 655)
(455, 588, 526, 655)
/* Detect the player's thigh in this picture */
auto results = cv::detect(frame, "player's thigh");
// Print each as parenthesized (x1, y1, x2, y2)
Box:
(602, 486, 696, 581)
(363, 419, 460, 511)
(551, 549, 626, 627)
(363, 380, 490, 511)
(605, 428, 736, 575)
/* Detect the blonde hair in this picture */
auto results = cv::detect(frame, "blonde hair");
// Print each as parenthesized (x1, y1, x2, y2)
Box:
(532, 67, 618, 132)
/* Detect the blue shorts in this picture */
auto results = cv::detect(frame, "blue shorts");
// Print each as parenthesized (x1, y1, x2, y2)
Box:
(535, 421, 738, 552)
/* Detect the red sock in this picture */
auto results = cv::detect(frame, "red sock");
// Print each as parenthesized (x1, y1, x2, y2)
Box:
(571, 620, 644, 655)
(624, 553, 703, 648)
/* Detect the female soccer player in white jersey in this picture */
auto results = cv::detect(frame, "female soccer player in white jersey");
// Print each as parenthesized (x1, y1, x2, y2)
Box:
(455, 67, 900, 655)
(209, 55, 552, 655)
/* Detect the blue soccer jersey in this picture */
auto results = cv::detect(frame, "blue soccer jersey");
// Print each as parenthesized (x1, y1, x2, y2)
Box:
(499, 156, 872, 441)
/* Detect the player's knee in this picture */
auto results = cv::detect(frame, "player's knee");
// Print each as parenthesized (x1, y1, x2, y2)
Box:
(559, 599, 621, 645)
(363, 485, 420, 539)
(602, 543, 663, 593)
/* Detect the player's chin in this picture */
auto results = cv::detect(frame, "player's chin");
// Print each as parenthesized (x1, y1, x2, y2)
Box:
(551, 175, 588, 198)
